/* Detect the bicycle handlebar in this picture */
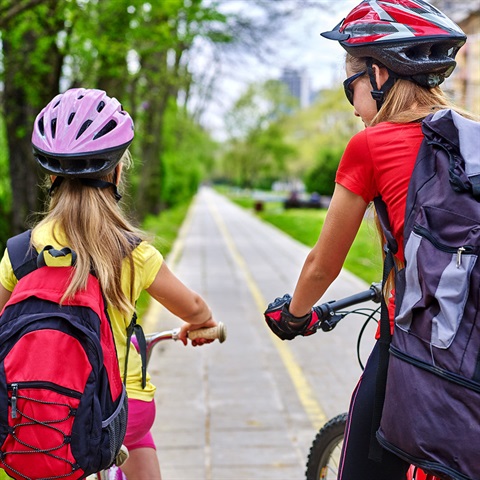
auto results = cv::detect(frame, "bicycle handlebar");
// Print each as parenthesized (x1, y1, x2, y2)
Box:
(144, 322, 227, 365)
(315, 282, 382, 332)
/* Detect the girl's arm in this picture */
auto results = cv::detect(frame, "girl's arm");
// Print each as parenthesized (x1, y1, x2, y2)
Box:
(288, 184, 368, 318)
(146, 262, 216, 345)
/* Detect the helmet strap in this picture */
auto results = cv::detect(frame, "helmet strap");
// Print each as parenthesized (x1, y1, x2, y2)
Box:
(366, 58, 397, 111)
(49, 176, 122, 202)
(49, 176, 64, 196)
(81, 178, 123, 202)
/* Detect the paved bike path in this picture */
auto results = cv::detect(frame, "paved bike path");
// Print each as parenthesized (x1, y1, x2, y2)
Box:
(145, 187, 377, 480)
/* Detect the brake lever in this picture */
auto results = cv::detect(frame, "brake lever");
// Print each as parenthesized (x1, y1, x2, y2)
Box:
(320, 313, 346, 332)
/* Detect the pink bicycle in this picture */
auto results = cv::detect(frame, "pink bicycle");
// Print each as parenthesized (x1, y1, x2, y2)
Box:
(90, 322, 227, 480)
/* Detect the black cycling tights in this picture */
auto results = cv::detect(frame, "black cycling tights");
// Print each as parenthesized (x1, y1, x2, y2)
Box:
(338, 342, 410, 480)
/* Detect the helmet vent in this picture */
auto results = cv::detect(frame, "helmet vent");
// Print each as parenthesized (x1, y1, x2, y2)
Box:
(93, 120, 117, 139)
(97, 101, 106, 112)
(68, 112, 76, 125)
(76, 120, 93, 139)
(51, 119, 57, 139)
(38, 117, 45, 136)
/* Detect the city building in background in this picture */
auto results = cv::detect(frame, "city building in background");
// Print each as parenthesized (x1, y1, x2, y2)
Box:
(431, 0, 480, 114)
(453, 9, 480, 114)
(280, 68, 312, 108)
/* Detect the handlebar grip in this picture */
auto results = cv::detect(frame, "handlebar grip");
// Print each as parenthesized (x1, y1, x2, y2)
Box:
(187, 322, 227, 343)
(321, 283, 382, 314)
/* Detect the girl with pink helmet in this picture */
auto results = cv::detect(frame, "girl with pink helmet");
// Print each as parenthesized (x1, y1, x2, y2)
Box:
(1, 88, 217, 479)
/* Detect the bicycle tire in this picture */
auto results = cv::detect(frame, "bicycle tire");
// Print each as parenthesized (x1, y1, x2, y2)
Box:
(305, 413, 347, 480)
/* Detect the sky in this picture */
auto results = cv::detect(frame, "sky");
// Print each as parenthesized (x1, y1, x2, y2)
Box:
(190, 0, 360, 139)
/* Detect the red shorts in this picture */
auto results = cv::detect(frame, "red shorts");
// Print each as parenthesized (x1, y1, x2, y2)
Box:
(123, 399, 156, 451)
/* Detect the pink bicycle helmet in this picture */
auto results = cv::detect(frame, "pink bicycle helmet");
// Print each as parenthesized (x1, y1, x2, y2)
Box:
(321, 0, 466, 88)
(32, 88, 134, 178)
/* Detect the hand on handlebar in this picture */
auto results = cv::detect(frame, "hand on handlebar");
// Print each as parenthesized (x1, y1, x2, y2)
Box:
(264, 294, 322, 341)
(178, 319, 218, 346)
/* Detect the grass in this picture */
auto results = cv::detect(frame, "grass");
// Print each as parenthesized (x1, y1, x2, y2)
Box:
(226, 192, 382, 284)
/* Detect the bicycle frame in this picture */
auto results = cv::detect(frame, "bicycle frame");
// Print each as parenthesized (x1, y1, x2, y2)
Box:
(305, 284, 441, 480)
(90, 323, 226, 480)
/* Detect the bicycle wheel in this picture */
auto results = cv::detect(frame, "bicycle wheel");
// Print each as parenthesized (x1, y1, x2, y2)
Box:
(305, 413, 347, 480)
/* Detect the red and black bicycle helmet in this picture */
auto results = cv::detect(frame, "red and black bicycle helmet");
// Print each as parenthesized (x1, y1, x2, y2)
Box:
(322, 0, 466, 88)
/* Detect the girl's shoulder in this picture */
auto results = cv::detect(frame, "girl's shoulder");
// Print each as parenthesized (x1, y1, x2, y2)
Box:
(366, 121, 422, 135)
(131, 240, 163, 263)
(346, 122, 420, 149)
(363, 121, 424, 148)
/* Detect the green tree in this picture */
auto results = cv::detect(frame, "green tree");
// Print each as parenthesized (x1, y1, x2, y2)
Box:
(220, 80, 297, 187)
(161, 98, 217, 207)
(282, 87, 362, 178)
(304, 146, 344, 196)
(0, 0, 67, 234)
(0, 0, 337, 248)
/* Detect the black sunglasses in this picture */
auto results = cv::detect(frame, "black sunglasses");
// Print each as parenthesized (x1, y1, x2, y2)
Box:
(343, 71, 366, 105)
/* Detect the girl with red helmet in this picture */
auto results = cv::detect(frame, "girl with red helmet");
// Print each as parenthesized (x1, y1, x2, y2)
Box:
(0, 88, 217, 480)
(264, 1, 476, 478)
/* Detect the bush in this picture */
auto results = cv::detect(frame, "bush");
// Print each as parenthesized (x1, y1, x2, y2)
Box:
(304, 146, 343, 196)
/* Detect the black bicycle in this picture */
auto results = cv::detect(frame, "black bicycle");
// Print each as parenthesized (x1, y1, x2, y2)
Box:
(304, 283, 382, 480)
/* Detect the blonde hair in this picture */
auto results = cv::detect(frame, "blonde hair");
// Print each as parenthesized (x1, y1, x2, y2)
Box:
(33, 152, 145, 316)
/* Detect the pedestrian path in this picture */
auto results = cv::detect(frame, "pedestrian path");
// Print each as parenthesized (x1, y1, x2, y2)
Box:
(146, 187, 378, 480)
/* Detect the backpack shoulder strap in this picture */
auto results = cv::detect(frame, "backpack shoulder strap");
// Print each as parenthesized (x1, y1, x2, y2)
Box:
(369, 197, 398, 462)
(6, 230, 38, 280)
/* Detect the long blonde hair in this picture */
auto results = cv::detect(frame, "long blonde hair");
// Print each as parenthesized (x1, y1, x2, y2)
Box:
(33, 153, 144, 316)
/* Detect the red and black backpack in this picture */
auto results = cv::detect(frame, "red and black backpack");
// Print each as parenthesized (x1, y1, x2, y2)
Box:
(0, 230, 127, 479)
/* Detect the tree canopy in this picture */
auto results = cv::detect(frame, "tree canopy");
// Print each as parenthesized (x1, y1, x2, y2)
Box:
(0, 0, 332, 251)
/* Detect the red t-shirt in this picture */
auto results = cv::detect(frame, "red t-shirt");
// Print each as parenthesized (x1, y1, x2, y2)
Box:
(336, 122, 425, 337)
(336, 121, 424, 261)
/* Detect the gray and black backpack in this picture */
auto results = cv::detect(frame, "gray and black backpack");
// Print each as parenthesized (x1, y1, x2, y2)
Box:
(374, 109, 480, 480)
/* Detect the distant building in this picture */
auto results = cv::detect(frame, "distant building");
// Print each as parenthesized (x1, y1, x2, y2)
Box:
(280, 68, 311, 109)
(431, 0, 480, 114)
(452, 10, 480, 114)
(429, 0, 476, 23)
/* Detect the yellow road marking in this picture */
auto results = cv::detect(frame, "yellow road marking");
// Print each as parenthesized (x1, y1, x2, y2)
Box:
(144, 192, 328, 429)
(206, 197, 327, 430)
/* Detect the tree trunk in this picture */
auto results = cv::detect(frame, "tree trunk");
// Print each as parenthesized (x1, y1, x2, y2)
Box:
(135, 48, 171, 219)
(2, 6, 64, 234)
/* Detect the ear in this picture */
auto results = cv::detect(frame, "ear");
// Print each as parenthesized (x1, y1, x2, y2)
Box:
(114, 164, 123, 186)
(372, 63, 390, 90)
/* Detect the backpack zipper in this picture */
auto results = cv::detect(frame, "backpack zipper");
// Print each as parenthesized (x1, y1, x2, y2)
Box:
(413, 225, 474, 268)
(8, 381, 82, 419)
(11, 384, 18, 418)
(390, 345, 480, 393)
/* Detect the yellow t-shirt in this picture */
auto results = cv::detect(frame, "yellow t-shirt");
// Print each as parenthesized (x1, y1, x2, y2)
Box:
(0, 224, 163, 401)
